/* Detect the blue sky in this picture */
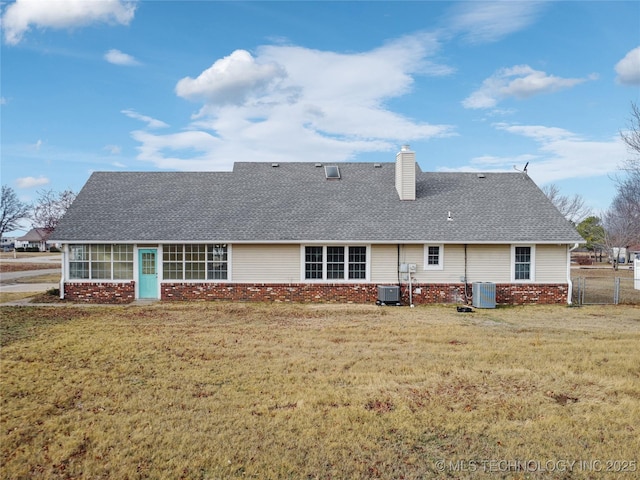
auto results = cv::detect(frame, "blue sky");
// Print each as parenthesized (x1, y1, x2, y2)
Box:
(1, 0, 639, 236)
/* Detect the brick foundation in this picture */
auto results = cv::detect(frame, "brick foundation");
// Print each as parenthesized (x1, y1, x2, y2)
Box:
(62, 281, 568, 305)
(161, 283, 378, 303)
(162, 282, 568, 305)
(64, 282, 135, 304)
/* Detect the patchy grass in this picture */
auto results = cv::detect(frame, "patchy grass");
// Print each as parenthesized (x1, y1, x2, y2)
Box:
(1, 303, 639, 479)
(0, 292, 36, 304)
(0, 263, 60, 273)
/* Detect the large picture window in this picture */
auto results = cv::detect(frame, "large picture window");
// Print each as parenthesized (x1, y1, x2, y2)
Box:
(304, 245, 368, 280)
(163, 244, 228, 280)
(69, 244, 133, 280)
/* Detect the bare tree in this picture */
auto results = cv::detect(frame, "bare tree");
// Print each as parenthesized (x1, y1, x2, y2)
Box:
(603, 101, 640, 268)
(541, 183, 591, 225)
(602, 173, 640, 269)
(0, 185, 31, 237)
(620, 101, 640, 161)
(31, 189, 76, 232)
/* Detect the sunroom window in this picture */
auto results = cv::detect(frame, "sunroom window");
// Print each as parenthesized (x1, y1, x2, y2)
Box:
(69, 244, 133, 280)
(163, 244, 228, 280)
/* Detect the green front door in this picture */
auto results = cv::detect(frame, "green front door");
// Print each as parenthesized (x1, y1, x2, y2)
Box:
(138, 249, 158, 299)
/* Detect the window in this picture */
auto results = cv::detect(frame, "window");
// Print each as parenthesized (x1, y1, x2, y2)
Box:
(349, 246, 367, 279)
(69, 245, 89, 279)
(327, 246, 345, 279)
(325, 165, 340, 179)
(424, 244, 443, 270)
(512, 245, 535, 281)
(305, 246, 323, 279)
(208, 244, 228, 280)
(304, 245, 367, 280)
(69, 244, 133, 280)
(163, 244, 183, 280)
(163, 244, 228, 280)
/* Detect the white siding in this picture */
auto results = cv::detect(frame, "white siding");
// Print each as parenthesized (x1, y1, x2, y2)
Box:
(420, 244, 466, 283)
(535, 244, 568, 283)
(371, 244, 398, 283)
(230, 243, 568, 285)
(466, 245, 511, 283)
(233, 244, 300, 283)
(395, 148, 416, 200)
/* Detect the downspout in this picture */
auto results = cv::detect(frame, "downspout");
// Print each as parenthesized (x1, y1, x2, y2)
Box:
(464, 244, 470, 304)
(397, 244, 401, 287)
(567, 243, 579, 305)
(60, 244, 67, 300)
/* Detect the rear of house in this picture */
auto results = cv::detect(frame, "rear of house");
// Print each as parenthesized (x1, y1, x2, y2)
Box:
(49, 147, 584, 305)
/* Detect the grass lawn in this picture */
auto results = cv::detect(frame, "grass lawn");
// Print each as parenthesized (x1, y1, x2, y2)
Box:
(1, 303, 639, 479)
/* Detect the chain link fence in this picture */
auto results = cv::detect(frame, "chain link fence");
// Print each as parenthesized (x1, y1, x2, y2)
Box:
(572, 268, 640, 305)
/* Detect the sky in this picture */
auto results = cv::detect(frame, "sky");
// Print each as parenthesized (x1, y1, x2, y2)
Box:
(1, 0, 639, 236)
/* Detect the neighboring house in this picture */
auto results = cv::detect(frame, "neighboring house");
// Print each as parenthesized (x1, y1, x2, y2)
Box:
(1, 236, 17, 251)
(17, 228, 51, 252)
(49, 147, 585, 305)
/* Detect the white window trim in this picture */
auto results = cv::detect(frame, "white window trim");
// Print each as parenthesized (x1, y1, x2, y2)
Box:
(300, 245, 370, 282)
(423, 244, 444, 270)
(511, 244, 536, 282)
(159, 243, 232, 282)
(67, 243, 135, 282)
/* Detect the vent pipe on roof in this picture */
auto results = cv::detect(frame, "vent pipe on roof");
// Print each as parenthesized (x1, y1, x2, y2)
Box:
(395, 145, 416, 201)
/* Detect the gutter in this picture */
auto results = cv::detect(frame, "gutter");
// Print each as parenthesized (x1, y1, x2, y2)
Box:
(567, 243, 579, 305)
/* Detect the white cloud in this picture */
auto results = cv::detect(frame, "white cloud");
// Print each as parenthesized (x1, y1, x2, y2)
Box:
(445, 123, 627, 185)
(104, 49, 140, 66)
(104, 144, 121, 154)
(176, 50, 287, 105)
(2, 0, 136, 45)
(134, 34, 454, 170)
(463, 65, 593, 109)
(121, 109, 168, 129)
(16, 176, 50, 188)
(448, 1, 546, 44)
(0, 97, 6, 105)
(615, 46, 640, 85)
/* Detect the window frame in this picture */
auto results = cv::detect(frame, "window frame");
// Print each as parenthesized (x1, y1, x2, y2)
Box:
(302, 245, 369, 282)
(423, 244, 444, 270)
(511, 244, 535, 282)
(68, 244, 134, 281)
(162, 244, 230, 281)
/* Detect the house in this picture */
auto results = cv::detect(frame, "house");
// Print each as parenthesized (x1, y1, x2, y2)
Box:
(49, 146, 585, 305)
(16, 228, 51, 252)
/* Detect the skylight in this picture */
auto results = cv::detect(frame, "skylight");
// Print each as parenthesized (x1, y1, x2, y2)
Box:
(325, 165, 340, 179)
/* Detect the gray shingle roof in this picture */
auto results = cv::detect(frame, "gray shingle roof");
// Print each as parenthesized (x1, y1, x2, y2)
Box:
(50, 162, 584, 244)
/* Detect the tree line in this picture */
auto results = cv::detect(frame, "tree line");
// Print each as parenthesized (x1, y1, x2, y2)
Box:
(545, 102, 640, 268)
(0, 187, 76, 240)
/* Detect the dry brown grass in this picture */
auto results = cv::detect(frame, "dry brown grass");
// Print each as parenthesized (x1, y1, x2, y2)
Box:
(572, 266, 640, 304)
(1, 303, 639, 479)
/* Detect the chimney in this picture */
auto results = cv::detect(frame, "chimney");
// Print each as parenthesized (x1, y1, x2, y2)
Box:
(395, 144, 416, 201)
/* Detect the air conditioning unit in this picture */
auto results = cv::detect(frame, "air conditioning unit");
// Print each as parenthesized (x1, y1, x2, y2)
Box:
(472, 282, 496, 308)
(377, 285, 401, 306)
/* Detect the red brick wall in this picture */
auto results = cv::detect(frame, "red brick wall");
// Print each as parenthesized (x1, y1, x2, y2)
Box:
(62, 281, 568, 305)
(495, 283, 568, 305)
(161, 283, 378, 303)
(64, 282, 135, 304)
(162, 282, 568, 305)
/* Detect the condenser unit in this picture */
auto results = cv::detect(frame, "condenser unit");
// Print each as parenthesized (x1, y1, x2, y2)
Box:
(472, 282, 496, 308)
(377, 285, 401, 306)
